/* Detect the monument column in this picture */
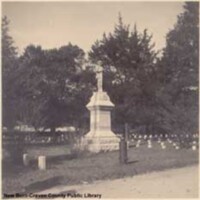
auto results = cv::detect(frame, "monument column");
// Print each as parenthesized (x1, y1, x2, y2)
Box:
(82, 63, 120, 153)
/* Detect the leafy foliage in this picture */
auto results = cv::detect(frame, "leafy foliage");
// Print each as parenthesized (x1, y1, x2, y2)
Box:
(2, 5, 198, 136)
(16, 44, 92, 131)
(89, 15, 159, 131)
(2, 16, 18, 129)
(157, 2, 199, 135)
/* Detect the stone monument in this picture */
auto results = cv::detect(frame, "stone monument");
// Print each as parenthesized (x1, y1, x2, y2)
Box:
(81, 63, 120, 153)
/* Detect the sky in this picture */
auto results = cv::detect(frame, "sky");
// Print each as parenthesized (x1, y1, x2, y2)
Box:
(2, 1, 184, 55)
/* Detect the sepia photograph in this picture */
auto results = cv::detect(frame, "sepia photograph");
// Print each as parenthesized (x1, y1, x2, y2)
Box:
(1, 1, 199, 199)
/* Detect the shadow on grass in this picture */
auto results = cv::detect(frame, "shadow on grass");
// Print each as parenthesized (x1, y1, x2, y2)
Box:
(2, 160, 28, 177)
(25, 154, 78, 169)
(25, 176, 63, 193)
(126, 160, 139, 164)
(47, 153, 94, 168)
(48, 154, 72, 164)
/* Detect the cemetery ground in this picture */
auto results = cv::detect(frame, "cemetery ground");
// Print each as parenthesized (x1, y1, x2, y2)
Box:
(40, 165, 198, 198)
(2, 140, 198, 195)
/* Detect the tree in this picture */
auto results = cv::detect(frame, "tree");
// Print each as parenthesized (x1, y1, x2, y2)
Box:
(2, 16, 18, 129)
(42, 44, 87, 132)
(158, 2, 199, 135)
(15, 45, 47, 129)
(17, 44, 91, 132)
(89, 15, 159, 133)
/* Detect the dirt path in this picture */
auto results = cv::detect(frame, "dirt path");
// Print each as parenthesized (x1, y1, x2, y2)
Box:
(39, 165, 198, 198)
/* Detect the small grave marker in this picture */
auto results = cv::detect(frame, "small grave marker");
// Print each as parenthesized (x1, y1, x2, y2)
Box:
(175, 146, 180, 150)
(161, 142, 166, 149)
(136, 140, 141, 148)
(168, 139, 172, 144)
(38, 156, 46, 170)
(161, 145, 166, 149)
(23, 154, 29, 166)
(192, 141, 197, 151)
(148, 143, 152, 148)
(192, 145, 197, 151)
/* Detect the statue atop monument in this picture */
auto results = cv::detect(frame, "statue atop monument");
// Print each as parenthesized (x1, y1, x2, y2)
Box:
(96, 65, 103, 92)
(84, 61, 104, 91)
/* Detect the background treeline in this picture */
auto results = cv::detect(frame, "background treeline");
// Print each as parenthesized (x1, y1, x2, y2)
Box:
(2, 2, 199, 136)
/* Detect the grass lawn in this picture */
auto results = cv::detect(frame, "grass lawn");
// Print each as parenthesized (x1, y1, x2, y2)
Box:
(2, 142, 198, 194)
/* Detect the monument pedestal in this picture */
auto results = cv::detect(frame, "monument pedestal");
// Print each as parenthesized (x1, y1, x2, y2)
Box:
(82, 91, 120, 153)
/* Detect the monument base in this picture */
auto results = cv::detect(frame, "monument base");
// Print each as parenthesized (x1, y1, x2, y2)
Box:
(80, 131, 120, 153)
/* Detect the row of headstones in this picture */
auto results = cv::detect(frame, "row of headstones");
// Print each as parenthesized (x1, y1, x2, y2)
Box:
(131, 134, 199, 139)
(134, 139, 198, 150)
(23, 154, 47, 170)
(24, 135, 67, 144)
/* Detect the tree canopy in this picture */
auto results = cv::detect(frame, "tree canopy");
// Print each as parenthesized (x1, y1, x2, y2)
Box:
(157, 2, 199, 135)
(89, 15, 159, 132)
(2, 16, 18, 129)
(15, 44, 94, 131)
(2, 3, 199, 136)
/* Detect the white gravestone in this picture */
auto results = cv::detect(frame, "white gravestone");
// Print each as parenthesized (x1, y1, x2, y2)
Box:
(82, 63, 120, 152)
(161, 142, 166, 149)
(147, 139, 152, 148)
(23, 153, 29, 166)
(136, 140, 141, 148)
(175, 146, 180, 150)
(38, 156, 46, 170)
(192, 141, 197, 150)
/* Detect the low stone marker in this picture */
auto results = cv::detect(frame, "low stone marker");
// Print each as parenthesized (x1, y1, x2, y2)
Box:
(161, 142, 166, 149)
(136, 140, 141, 148)
(23, 153, 29, 166)
(147, 142, 152, 148)
(172, 142, 176, 147)
(38, 156, 46, 170)
(167, 139, 172, 144)
(192, 145, 197, 151)
(175, 145, 180, 150)
(192, 141, 197, 150)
